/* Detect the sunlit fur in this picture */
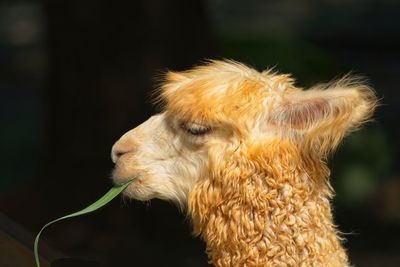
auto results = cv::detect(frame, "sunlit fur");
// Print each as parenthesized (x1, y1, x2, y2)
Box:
(112, 60, 377, 266)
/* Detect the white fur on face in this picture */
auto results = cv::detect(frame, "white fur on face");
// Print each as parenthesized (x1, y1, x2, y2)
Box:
(111, 113, 209, 208)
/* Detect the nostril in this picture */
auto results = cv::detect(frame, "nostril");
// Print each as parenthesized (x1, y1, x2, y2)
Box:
(112, 149, 121, 164)
(112, 150, 121, 163)
(115, 151, 124, 158)
(111, 144, 133, 163)
(113, 152, 123, 163)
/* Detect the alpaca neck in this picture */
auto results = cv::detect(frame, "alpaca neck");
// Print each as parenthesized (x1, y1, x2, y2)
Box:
(188, 154, 349, 266)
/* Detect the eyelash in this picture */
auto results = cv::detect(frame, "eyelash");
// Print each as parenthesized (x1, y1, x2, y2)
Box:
(180, 122, 211, 136)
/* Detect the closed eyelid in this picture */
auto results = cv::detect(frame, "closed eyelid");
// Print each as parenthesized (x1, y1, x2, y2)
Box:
(180, 121, 211, 135)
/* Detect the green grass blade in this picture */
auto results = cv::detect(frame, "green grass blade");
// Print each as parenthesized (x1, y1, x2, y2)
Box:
(34, 178, 135, 267)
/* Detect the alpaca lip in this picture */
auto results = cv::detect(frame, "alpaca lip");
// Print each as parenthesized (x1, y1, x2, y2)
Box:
(117, 175, 140, 186)
(112, 172, 141, 186)
(128, 175, 140, 184)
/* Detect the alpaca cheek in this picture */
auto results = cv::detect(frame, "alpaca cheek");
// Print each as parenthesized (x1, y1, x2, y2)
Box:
(160, 155, 209, 204)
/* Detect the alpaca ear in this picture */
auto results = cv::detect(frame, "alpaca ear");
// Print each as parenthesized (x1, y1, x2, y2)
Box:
(269, 80, 377, 152)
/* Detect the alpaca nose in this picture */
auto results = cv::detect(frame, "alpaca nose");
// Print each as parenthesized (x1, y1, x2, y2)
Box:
(111, 141, 134, 163)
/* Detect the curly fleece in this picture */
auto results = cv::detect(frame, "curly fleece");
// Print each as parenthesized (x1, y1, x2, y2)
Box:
(160, 61, 377, 266)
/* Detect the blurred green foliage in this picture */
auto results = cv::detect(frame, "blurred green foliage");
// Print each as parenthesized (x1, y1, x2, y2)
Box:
(219, 35, 343, 86)
(332, 126, 392, 205)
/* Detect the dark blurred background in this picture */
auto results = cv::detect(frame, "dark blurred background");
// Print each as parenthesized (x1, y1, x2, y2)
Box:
(0, 0, 399, 266)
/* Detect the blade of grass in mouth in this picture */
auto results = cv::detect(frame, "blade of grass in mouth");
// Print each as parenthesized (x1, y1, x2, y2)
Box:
(34, 177, 137, 267)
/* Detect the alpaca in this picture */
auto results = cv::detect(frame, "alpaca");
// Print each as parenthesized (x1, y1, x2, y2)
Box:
(111, 60, 377, 266)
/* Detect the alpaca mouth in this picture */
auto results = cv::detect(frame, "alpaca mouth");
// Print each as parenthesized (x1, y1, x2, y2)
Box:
(114, 175, 141, 186)
(111, 165, 142, 186)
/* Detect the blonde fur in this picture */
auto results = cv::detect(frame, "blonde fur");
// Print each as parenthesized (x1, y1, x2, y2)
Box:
(111, 60, 377, 266)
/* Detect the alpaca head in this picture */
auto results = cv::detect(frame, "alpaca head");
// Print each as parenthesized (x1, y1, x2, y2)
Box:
(111, 60, 377, 209)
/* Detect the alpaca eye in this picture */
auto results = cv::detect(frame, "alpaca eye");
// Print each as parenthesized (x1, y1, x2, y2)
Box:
(180, 122, 211, 136)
